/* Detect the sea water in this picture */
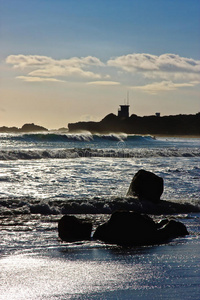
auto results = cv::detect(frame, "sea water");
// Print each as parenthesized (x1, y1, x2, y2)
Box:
(0, 132, 199, 299)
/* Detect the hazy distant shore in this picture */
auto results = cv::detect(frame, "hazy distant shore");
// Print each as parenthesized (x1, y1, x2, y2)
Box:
(1, 112, 200, 137)
(0, 123, 48, 133)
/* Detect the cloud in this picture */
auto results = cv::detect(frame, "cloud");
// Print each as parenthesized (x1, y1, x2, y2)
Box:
(6, 54, 104, 69)
(143, 71, 200, 82)
(87, 81, 120, 86)
(107, 53, 200, 81)
(6, 54, 104, 80)
(16, 76, 65, 82)
(132, 80, 199, 94)
(28, 68, 102, 79)
(6, 55, 55, 69)
(5, 53, 200, 93)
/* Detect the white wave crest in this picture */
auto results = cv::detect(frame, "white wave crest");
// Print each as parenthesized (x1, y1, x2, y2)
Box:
(0, 147, 199, 160)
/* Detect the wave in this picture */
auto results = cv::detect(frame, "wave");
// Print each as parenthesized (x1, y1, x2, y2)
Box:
(11, 133, 94, 142)
(0, 197, 199, 216)
(3, 133, 155, 143)
(0, 147, 199, 160)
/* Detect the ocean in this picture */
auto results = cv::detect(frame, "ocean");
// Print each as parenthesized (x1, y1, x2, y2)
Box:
(0, 132, 199, 299)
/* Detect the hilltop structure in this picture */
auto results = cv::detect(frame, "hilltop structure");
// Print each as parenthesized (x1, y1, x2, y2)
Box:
(118, 93, 130, 118)
(118, 105, 130, 118)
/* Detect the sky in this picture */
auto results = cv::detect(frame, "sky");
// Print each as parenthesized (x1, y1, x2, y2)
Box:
(0, 0, 200, 129)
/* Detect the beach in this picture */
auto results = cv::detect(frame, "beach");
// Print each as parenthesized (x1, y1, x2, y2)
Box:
(0, 132, 199, 299)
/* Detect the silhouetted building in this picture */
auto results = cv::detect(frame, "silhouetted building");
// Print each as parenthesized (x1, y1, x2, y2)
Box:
(155, 112, 160, 117)
(118, 105, 129, 118)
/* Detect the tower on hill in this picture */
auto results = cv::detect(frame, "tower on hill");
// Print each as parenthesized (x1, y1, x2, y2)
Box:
(118, 92, 130, 118)
(118, 105, 130, 118)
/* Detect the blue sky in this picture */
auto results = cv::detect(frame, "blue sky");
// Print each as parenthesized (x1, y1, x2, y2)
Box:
(0, 0, 200, 128)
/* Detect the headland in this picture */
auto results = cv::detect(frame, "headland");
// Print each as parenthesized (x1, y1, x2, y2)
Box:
(68, 112, 200, 136)
(0, 123, 48, 133)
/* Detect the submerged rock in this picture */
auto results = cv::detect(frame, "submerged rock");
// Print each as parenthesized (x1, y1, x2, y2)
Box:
(127, 169, 164, 203)
(58, 215, 92, 242)
(93, 210, 188, 246)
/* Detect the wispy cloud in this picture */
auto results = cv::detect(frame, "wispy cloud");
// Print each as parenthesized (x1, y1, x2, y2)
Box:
(5, 53, 200, 93)
(107, 53, 200, 72)
(6, 54, 104, 80)
(17, 76, 65, 82)
(107, 53, 200, 81)
(132, 80, 199, 94)
(87, 81, 120, 86)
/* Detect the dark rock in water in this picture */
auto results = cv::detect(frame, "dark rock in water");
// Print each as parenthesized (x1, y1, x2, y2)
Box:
(93, 210, 189, 246)
(58, 215, 92, 242)
(127, 169, 164, 203)
(156, 218, 169, 229)
(93, 211, 157, 246)
(158, 219, 189, 240)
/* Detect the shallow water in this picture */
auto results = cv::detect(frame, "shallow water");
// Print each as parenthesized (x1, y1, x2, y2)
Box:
(0, 213, 199, 300)
(0, 133, 199, 299)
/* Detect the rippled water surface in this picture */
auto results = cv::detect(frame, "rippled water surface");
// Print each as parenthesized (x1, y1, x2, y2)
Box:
(0, 213, 199, 300)
(0, 133, 199, 299)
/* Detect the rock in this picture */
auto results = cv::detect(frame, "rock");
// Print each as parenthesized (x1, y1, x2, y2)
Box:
(93, 211, 189, 246)
(158, 219, 189, 240)
(58, 215, 92, 242)
(127, 169, 164, 203)
(156, 219, 169, 229)
(93, 211, 158, 246)
(0, 126, 19, 133)
(20, 123, 48, 132)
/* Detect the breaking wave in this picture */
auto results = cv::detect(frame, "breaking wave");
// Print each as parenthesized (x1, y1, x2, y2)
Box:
(3, 133, 155, 143)
(0, 147, 199, 160)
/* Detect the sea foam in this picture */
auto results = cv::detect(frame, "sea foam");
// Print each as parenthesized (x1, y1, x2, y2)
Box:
(0, 147, 199, 160)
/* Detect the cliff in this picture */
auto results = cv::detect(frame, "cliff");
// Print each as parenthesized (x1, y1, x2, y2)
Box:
(68, 113, 200, 136)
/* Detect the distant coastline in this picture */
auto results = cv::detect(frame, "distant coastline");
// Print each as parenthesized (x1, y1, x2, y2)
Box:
(68, 113, 200, 136)
(0, 123, 48, 133)
(1, 113, 200, 136)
